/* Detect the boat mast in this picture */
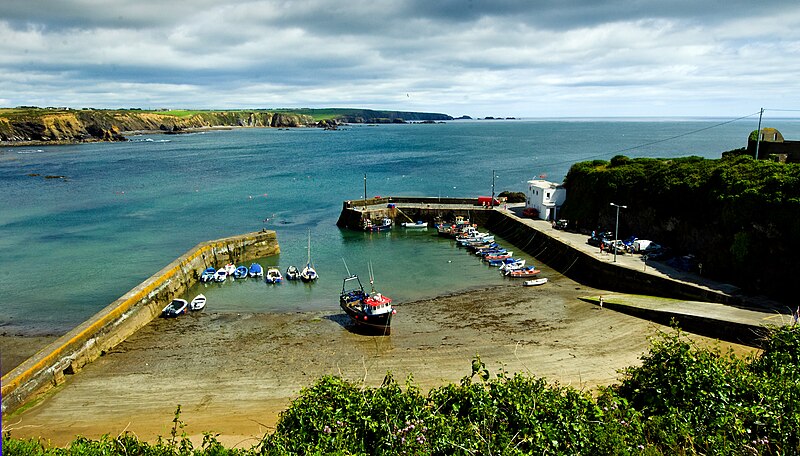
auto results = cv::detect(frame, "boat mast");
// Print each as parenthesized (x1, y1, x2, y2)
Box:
(306, 229, 312, 267)
(368, 261, 375, 293)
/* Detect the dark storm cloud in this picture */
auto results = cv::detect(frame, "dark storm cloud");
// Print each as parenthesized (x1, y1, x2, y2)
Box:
(0, 1, 798, 116)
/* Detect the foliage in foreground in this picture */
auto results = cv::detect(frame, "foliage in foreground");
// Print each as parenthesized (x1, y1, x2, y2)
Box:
(5, 326, 800, 455)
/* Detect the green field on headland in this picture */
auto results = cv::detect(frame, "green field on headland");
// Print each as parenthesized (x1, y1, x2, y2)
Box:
(5, 326, 798, 454)
(0, 107, 453, 144)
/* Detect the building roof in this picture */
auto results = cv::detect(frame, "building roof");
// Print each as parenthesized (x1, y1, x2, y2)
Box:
(527, 179, 562, 189)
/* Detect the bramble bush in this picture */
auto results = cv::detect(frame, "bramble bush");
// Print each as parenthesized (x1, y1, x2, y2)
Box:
(5, 326, 800, 455)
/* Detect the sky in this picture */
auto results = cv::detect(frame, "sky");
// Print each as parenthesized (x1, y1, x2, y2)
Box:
(1, 0, 799, 118)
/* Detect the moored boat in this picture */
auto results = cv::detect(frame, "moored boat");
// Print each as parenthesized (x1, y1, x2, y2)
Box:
(300, 230, 319, 282)
(506, 266, 541, 278)
(161, 299, 188, 318)
(248, 263, 263, 278)
(200, 267, 216, 283)
(265, 267, 283, 284)
(339, 274, 395, 335)
(233, 265, 249, 279)
(488, 257, 522, 267)
(223, 263, 236, 276)
(363, 217, 392, 232)
(499, 259, 526, 273)
(523, 278, 548, 287)
(189, 294, 207, 311)
(300, 264, 318, 282)
(213, 269, 228, 282)
(285, 265, 301, 281)
(402, 221, 428, 228)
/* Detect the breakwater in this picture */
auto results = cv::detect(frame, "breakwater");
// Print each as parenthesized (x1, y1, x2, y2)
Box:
(1, 230, 279, 416)
(340, 197, 742, 304)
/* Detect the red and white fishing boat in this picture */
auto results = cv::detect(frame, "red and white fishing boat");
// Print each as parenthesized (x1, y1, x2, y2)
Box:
(339, 263, 395, 334)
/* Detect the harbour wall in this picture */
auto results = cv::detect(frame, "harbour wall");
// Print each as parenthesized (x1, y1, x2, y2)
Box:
(1, 230, 280, 416)
(341, 197, 738, 304)
(482, 211, 740, 305)
(336, 197, 492, 229)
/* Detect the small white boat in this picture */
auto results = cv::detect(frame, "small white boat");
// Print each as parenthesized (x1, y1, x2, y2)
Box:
(300, 264, 318, 282)
(523, 278, 548, 287)
(190, 294, 207, 311)
(300, 230, 318, 283)
(213, 269, 228, 282)
(402, 221, 428, 228)
(265, 267, 283, 284)
(161, 299, 188, 318)
(223, 263, 236, 276)
(285, 265, 301, 280)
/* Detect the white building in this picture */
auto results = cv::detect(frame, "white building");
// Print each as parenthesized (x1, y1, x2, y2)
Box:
(526, 179, 566, 221)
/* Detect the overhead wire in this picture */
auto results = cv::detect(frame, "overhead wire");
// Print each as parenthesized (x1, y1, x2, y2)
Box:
(528, 111, 764, 171)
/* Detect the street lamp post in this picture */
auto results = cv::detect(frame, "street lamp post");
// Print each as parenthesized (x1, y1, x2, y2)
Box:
(610, 203, 627, 262)
(491, 170, 496, 204)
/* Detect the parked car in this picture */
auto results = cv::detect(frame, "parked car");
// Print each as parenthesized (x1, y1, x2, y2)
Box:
(603, 239, 627, 254)
(522, 207, 539, 218)
(554, 219, 569, 230)
(587, 230, 613, 247)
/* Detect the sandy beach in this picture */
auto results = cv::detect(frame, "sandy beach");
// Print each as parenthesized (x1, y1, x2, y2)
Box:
(3, 276, 755, 449)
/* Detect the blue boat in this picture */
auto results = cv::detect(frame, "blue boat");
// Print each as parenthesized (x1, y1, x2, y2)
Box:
(233, 265, 249, 279)
(200, 267, 216, 283)
(248, 263, 263, 278)
(488, 257, 522, 267)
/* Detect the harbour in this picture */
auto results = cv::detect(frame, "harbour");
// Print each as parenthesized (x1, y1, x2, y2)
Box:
(2, 120, 797, 444)
(2, 197, 783, 418)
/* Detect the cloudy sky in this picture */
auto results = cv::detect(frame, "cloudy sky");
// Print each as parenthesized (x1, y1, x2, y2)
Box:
(2, 0, 799, 118)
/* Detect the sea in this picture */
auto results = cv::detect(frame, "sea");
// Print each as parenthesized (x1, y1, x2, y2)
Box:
(2, 118, 800, 336)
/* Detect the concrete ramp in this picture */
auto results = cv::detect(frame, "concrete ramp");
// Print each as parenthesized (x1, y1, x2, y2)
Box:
(579, 294, 786, 347)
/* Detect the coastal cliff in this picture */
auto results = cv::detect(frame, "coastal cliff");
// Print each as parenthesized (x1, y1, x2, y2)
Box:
(0, 107, 455, 144)
(0, 109, 315, 144)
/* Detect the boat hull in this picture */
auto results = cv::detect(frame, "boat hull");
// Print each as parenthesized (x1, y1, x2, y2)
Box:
(339, 302, 393, 334)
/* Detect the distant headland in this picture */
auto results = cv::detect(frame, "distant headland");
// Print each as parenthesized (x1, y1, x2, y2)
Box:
(0, 107, 455, 145)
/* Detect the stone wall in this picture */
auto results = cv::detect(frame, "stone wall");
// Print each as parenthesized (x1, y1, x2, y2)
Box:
(1, 230, 279, 416)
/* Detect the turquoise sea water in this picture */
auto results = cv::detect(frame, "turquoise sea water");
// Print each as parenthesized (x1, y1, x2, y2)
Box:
(2, 119, 799, 335)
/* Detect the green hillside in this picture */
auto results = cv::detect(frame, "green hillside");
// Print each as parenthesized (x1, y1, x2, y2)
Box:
(559, 153, 800, 301)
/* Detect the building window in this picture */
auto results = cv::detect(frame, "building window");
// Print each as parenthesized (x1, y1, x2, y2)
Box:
(546, 192, 550, 198)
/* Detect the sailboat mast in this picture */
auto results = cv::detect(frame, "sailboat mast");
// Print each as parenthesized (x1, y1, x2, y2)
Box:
(307, 230, 312, 265)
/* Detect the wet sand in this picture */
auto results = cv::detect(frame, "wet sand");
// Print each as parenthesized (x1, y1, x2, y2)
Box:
(4, 277, 755, 448)
(2, 335, 59, 377)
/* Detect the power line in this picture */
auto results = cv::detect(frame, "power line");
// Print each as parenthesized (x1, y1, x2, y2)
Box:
(519, 111, 764, 172)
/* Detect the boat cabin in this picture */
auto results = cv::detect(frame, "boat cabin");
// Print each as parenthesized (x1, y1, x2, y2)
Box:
(364, 293, 393, 314)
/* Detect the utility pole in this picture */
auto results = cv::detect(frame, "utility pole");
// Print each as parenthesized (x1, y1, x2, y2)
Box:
(363, 173, 367, 209)
(755, 108, 764, 160)
(610, 203, 627, 262)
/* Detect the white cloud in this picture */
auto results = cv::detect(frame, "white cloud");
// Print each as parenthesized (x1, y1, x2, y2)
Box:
(0, 1, 799, 116)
